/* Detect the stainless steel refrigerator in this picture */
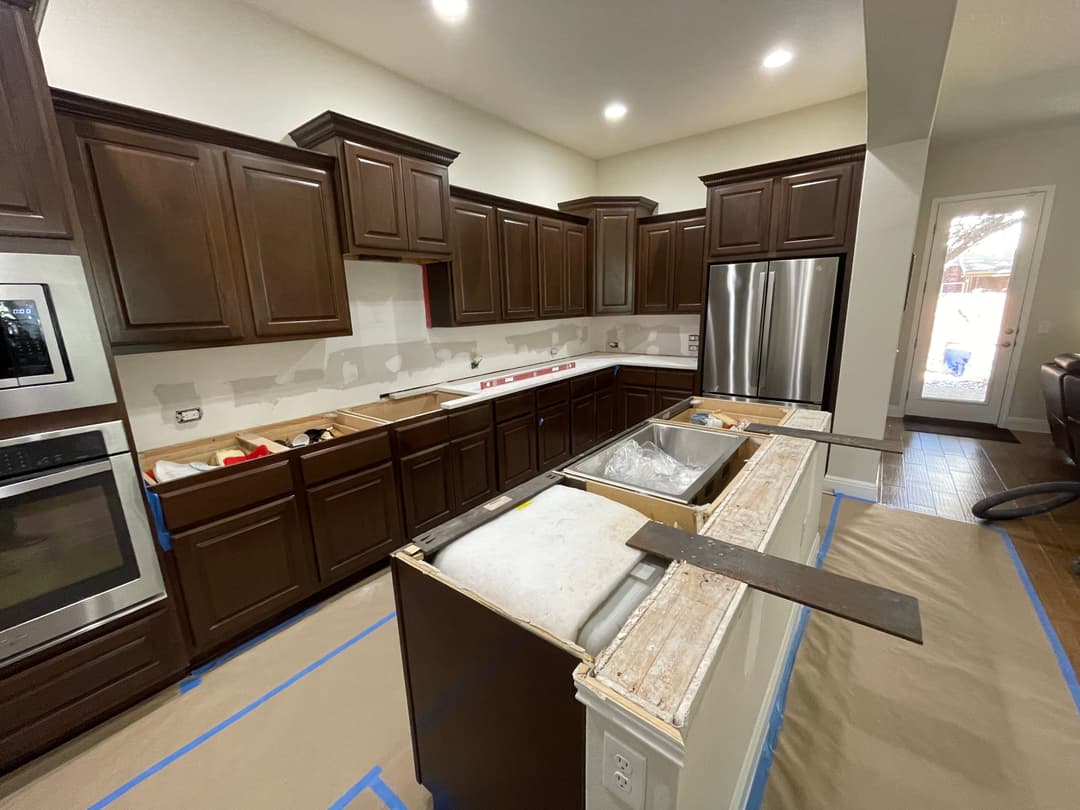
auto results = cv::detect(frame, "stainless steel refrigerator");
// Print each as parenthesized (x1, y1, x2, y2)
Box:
(701, 258, 839, 406)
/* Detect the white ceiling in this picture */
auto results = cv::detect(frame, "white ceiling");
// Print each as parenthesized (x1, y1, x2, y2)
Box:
(933, 0, 1080, 140)
(242, 0, 866, 159)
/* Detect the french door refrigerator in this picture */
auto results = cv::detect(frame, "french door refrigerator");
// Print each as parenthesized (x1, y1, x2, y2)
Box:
(701, 258, 839, 406)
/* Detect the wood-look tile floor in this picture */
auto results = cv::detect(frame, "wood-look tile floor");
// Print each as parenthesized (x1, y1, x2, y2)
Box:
(881, 418, 1080, 672)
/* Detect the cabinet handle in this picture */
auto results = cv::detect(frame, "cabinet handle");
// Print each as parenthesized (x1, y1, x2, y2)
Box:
(538, 417, 545, 426)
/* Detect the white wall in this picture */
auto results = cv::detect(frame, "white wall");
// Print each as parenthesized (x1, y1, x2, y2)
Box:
(594, 95, 867, 213)
(891, 119, 1080, 423)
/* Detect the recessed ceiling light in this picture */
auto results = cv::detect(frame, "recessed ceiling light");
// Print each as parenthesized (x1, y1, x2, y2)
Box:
(431, 0, 468, 23)
(603, 101, 628, 122)
(763, 48, 793, 69)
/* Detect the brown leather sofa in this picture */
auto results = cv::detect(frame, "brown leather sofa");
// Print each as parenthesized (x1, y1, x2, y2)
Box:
(1041, 354, 1080, 463)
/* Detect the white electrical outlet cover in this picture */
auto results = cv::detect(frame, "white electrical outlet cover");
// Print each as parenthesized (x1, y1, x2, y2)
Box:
(602, 730, 646, 809)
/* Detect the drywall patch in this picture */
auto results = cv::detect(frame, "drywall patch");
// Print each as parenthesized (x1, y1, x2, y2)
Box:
(152, 382, 201, 430)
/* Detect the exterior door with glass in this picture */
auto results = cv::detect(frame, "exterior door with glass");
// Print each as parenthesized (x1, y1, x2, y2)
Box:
(905, 191, 1048, 423)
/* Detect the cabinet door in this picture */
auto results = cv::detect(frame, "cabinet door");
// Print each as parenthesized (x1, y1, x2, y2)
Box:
(450, 428, 498, 512)
(172, 496, 317, 653)
(570, 394, 597, 455)
(65, 119, 246, 346)
(594, 208, 636, 314)
(656, 388, 691, 412)
(537, 403, 571, 471)
(705, 179, 773, 258)
(399, 443, 455, 537)
(0, 5, 71, 240)
(496, 413, 538, 491)
(595, 388, 615, 441)
(342, 141, 408, 252)
(449, 198, 500, 324)
(402, 157, 451, 255)
(774, 163, 855, 252)
(672, 216, 706, 313)
(306, 462, 402, 584)
(497, 209, 538, 320)
(226, 151, 350, 338)
(621, 385, 656, 429)
(564, 222, 589, 316)
(537, 217, 566, 317)
(636, 221, 675, 313)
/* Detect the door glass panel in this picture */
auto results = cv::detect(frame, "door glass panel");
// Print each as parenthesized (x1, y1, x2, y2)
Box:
(920, 210, 1024, 403)
(0, 469, 139, 631)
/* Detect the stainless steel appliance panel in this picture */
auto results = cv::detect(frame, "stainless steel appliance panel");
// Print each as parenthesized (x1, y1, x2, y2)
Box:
(701, 262, 769, 398)
(758, 258, 839, 404)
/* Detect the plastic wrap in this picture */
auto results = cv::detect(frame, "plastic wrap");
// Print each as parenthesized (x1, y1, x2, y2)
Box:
(602, 439, 706, 495)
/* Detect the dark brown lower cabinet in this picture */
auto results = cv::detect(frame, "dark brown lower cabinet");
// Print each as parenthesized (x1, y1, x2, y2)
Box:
(656, 388, 692, 411)
(538, 402, 571, 471)
(172, 495, 318, 654)
(620, 385, 657, 431)
(399, 442, 455, 538)
(496, 413, 538, 491)
(570, 394, 596, 456)
(0, 603, 187, 773)
(306, 461, 403, 584)
(450, 428, 498, 511)
(595, 388, 616, 442)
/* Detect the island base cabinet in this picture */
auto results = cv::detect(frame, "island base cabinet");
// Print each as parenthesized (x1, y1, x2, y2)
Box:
(172, 495, 318, 655)
(306, 462, 403, 584)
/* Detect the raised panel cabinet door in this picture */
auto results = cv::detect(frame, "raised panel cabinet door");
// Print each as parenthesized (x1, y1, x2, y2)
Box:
(0, 5, 71, 240)
(342, 141, 408, 252)
(171, 495, 318, 653)
(496, 208, 538, 321)
(656, 388, 691, 412)
(226, 151, 350, 338)
(594, 388, 615, 441)
(594, 209, 635, 314)
(495, 413, 538, 491)
(570, 394, 596, 455)
(450, 428, 497, 512)
(448, 198, 500, 323)
(537, 402, 571, 471)
(564, 222, 589, 316)
(306, 461, 403, 584)
(64, 119, 246, 346)
(402, 157, 452, 255)
(636, 221, 675, 313)
(621, 385, 657, 429)
(673, 216, 706, 313)
(537, 217, 566, 317)
(705, 179, 773, 258)
(774, 163, 855, 252)
(399, 443, 455, 537)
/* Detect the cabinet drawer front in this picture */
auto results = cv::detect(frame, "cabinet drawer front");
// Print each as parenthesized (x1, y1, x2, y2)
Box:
(494, 390, 535, 423)
(655, 369, 696, 392)
(400, 444, 454, 537)
(307, 462, 402, 583)
(536, 380, 570, 408)
(300, 430, 392, 486)
(496, 414, 538, 491)
(594, 368, 616, 390)
(570, 374, 595, 398)
(448, 401, 493, 438)
(395, 413, 450, 455)
(158, 459, 294, 531)
(343, 141, 408, 251)
(173, 495, 316, 652)
(618, 366, 656, 387)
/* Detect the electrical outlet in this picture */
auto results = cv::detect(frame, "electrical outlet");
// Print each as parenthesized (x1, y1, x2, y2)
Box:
(603, 731, 646, 809)
(175, 407, 202, 424)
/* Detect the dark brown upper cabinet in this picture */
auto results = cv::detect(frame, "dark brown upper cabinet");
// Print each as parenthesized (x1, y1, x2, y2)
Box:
(564, 222, 588, 316)
(497, 208, 538, 321)
(290, 112, 458, 263)
(635, 210, 706, 315)
(537, 216, 565, 318)
(429, 196, 500, 325)
(225, 151, 350, 338)
(700, 146, 865, 261)
(54, 90, 351, 351)
(0, 3, 72, 244)
(558, 196, 657, 315)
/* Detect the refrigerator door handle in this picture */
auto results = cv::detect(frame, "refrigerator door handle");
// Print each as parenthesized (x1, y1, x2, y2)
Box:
(758, 266, 776, 393)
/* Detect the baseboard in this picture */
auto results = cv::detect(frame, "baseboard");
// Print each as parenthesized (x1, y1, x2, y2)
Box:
(888, 403, 905, 418)
(824, 472, 880, 502)
(1005, 416, 1051, 434)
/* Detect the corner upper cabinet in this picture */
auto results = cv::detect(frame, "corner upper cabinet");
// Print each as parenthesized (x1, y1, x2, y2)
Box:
(290, 112, 458, 262)
(702, 179, 773, 259)
(0, 3, 72, 243)
(634, 210, 705, 315)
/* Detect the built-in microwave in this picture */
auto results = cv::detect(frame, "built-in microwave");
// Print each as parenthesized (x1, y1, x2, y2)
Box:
(0, 253, 116, 419)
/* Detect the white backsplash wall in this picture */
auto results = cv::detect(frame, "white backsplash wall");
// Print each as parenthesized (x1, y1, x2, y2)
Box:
(597, 314, 701, 356)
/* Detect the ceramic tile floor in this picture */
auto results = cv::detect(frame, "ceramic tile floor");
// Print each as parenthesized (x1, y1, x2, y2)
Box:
(881, 418, 1080, 672)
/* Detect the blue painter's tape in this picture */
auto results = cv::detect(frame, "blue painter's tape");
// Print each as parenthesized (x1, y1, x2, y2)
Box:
(328, 765, 407, 810)
(745, 493, 845, 810)
(995, 526, 1080, 715)
(143, 486, 172, 552)
(88, 611, 397, 810)
(369, 773, 408, 810)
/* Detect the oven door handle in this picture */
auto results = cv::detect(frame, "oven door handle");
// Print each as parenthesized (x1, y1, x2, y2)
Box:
(0, 459, 113, 499)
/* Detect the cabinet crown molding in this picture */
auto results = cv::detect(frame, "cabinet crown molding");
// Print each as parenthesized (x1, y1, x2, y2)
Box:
(699, 144, 866, 187)
(290, 111, 459, 166)
(557, 195, 658, 215)
(451, 185, 589, 224)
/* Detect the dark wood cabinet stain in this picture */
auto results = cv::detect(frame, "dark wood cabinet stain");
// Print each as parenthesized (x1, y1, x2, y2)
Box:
(399, 442, 455, 538)
(672, 215, 706, 313)
(704, 179, 773, 258)
(636, 220, 675, 314)
(443, 197, 500, 324)
(402, 157, 451, 254)
(450, 428, 498, 511)
(537, 216, 566, 317)
(341, 141, 409, 252)
(564, 222, 589, 316)
(537, 402, 571, 471)
(495, 412, 538, 491)
(497, 208, 538, 320)
(774, 163, 855, 252)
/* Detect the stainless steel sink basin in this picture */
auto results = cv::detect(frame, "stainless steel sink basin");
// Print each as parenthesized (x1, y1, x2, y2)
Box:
(564, 422, 746, 504)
